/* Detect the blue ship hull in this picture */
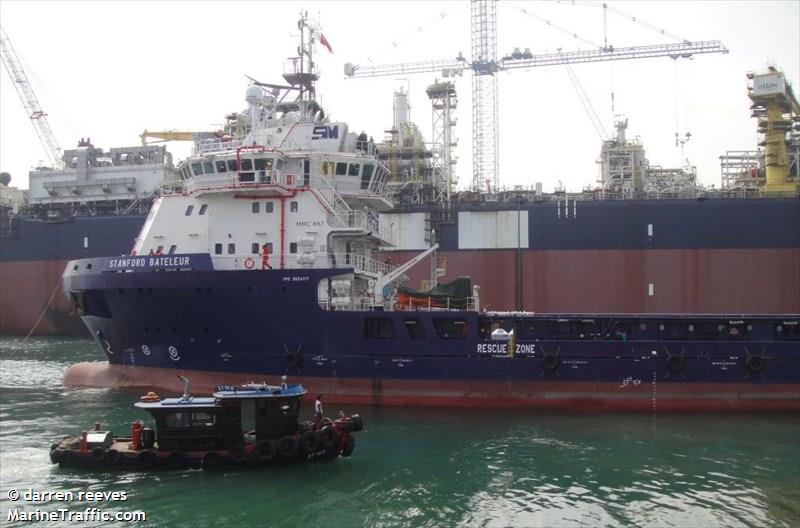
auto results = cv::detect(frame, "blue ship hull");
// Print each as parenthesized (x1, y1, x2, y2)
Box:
(61, 258, 800, 411)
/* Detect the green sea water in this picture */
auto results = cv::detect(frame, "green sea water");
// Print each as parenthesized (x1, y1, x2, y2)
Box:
(0, 337, 798, 528)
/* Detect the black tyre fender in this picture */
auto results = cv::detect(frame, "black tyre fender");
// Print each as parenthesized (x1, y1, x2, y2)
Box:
(542, 353, 559, 371)
(351, 414, 364, 432)
(319, 426, 338, 450)
(300, 431, 321, 453)
(277, 436, 300, 458)
(202, 451, 221, 468)
(255, 439, 277, 461)
(230, 446, 246, 463)
(91, 447, 105, 462)
(745, 354, 765, 374)
(166, 452, 185, 468)
(286, 351, 303, 368)
(104, 449, 121, 463)
(49, 449, 62, 464)
(341, 435, 355, 458)
(138, 450, 156, 468)
(666, 354, 683, 372)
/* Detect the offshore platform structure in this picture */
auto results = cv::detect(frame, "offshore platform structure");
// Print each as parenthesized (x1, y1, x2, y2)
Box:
(344, 0, 728, 197)
(720, 67, 800, 193)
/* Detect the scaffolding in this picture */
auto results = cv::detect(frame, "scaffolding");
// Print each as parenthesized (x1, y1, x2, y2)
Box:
(427, 80, 458, 205)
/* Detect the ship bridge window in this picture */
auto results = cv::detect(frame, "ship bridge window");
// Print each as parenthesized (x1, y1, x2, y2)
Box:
(433, 318, 467, 339)
(777, 321, 800, 341)
(335, 162, 348, 176)
(216, 160, 228, 173)
(240, 159, 253, 171)
(199, 204, 208, 215)
(203, 161, 215, 174)
(191, 162, 203, 176)
(403, 318, 426, 339)
(348, 163, 360, 177)
(276, 159, 285, 170)
(181, 166, 191, 180)
(227, 159, 238, 172)
(365, 317, 397, 339)
(362, 163, 374, 181)
(185, 205, 194, 216)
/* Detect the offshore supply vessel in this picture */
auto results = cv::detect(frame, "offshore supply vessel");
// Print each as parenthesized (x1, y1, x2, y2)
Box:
(53, 15, 800, 411)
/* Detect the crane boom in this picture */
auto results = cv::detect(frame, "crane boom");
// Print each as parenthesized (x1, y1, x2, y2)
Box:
(344, 40, 728, 79)
(0, 25, 64, 169)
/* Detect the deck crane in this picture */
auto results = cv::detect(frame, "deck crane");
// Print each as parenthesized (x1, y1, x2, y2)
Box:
(0, 25, 64, 169)
(344, 0, 728, 192)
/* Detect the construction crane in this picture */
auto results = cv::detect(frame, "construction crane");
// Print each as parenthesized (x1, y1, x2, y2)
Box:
(139, 130, 218, 146)
(344, 0, 728, 192)
(0, 25, 64, 169)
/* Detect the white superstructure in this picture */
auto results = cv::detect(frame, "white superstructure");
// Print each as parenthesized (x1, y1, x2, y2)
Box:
(132, 13, 406, 309)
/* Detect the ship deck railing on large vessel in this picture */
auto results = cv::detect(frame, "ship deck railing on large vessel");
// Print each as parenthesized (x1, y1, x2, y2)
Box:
(317, 295, 477, 312)
(209, 252, 397, 276)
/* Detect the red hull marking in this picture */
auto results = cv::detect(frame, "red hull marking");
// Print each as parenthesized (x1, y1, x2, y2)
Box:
(63, 362, 800, 412)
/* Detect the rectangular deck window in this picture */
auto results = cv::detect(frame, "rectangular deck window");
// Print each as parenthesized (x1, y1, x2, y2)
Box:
(198, 204, 208, 215)
(215, 160, 227, 173)
(433, 318, 467, 339)
(290, 201, 298, 212)
(335, 162, 347, 176)
(227, 159, 238, 172)
(191, 163, 203, 176)
(251, 243, 259, 254)
(252, 202, 260, 213)
(227, 243, 236, 254)
(185, 205, 194, 216)
(365, 317, 397, 339)
(403, 318, 426, 339)
(289, 242, 297, 254)
(265, 202, 274, 213)
(203, 162, 215, 174)
(660, 322, 692, 340)
(240, 159, 253, 171)
(214, 243, 222, 255)
(777, 321, 800, 341)
(348, 163, 360, 176)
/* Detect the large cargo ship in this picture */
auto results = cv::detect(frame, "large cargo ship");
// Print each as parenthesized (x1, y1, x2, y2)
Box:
(51, 15, 799, 411)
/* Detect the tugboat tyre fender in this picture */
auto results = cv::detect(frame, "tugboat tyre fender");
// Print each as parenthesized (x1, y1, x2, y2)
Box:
(166, 452, 185, 468)
(91, 447, 105, 462)
(745, 354, 765, 374)
(104, 449, 121, 463)
(351, 414, 364, 432)
(341, 435, 355, 458)
(49, 449, 62, 464)
(300, 431, 321, 453)
(202, 451, 221, 468)
(278, 436, 300, 458)
(542, 353, 559, 371)
(319, 426, 338, 450)
(138, 450, 156, 468)
(230, 446, 246, 463)
(666, 354, 683, 372)
(256, 439, 277, 461)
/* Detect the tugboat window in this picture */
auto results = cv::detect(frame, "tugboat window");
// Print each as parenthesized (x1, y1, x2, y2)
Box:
(199, 204, 208, 215)
(185, 205, 194, 216)
(348, 163, 360, 176)
(252, 202, 260, 213)
(216, 160, 227, 173)
(214, 243, 222, 255)
(335, 162, 348, 176)
(228, 243, 235, 254)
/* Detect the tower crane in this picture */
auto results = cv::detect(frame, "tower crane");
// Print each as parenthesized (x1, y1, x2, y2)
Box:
(0, 25, 64, 169)
(345, 0, 728, 192)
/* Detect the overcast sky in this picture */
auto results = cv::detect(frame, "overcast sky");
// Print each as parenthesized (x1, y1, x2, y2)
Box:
(1, 0, 798, 193)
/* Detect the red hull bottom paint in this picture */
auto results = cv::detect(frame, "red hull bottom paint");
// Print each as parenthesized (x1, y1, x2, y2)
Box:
(64, 362, 800, 412)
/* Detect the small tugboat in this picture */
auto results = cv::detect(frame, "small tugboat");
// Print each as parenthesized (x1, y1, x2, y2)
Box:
(50, 377, 362, 470)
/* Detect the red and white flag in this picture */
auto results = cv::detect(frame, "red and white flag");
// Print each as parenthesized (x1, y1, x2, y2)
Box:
(320, 33, 333, 54)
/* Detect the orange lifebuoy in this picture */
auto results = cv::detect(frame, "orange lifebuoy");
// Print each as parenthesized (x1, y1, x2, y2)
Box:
(139, 391, 160, 402)
(244, 257, 255, 269)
